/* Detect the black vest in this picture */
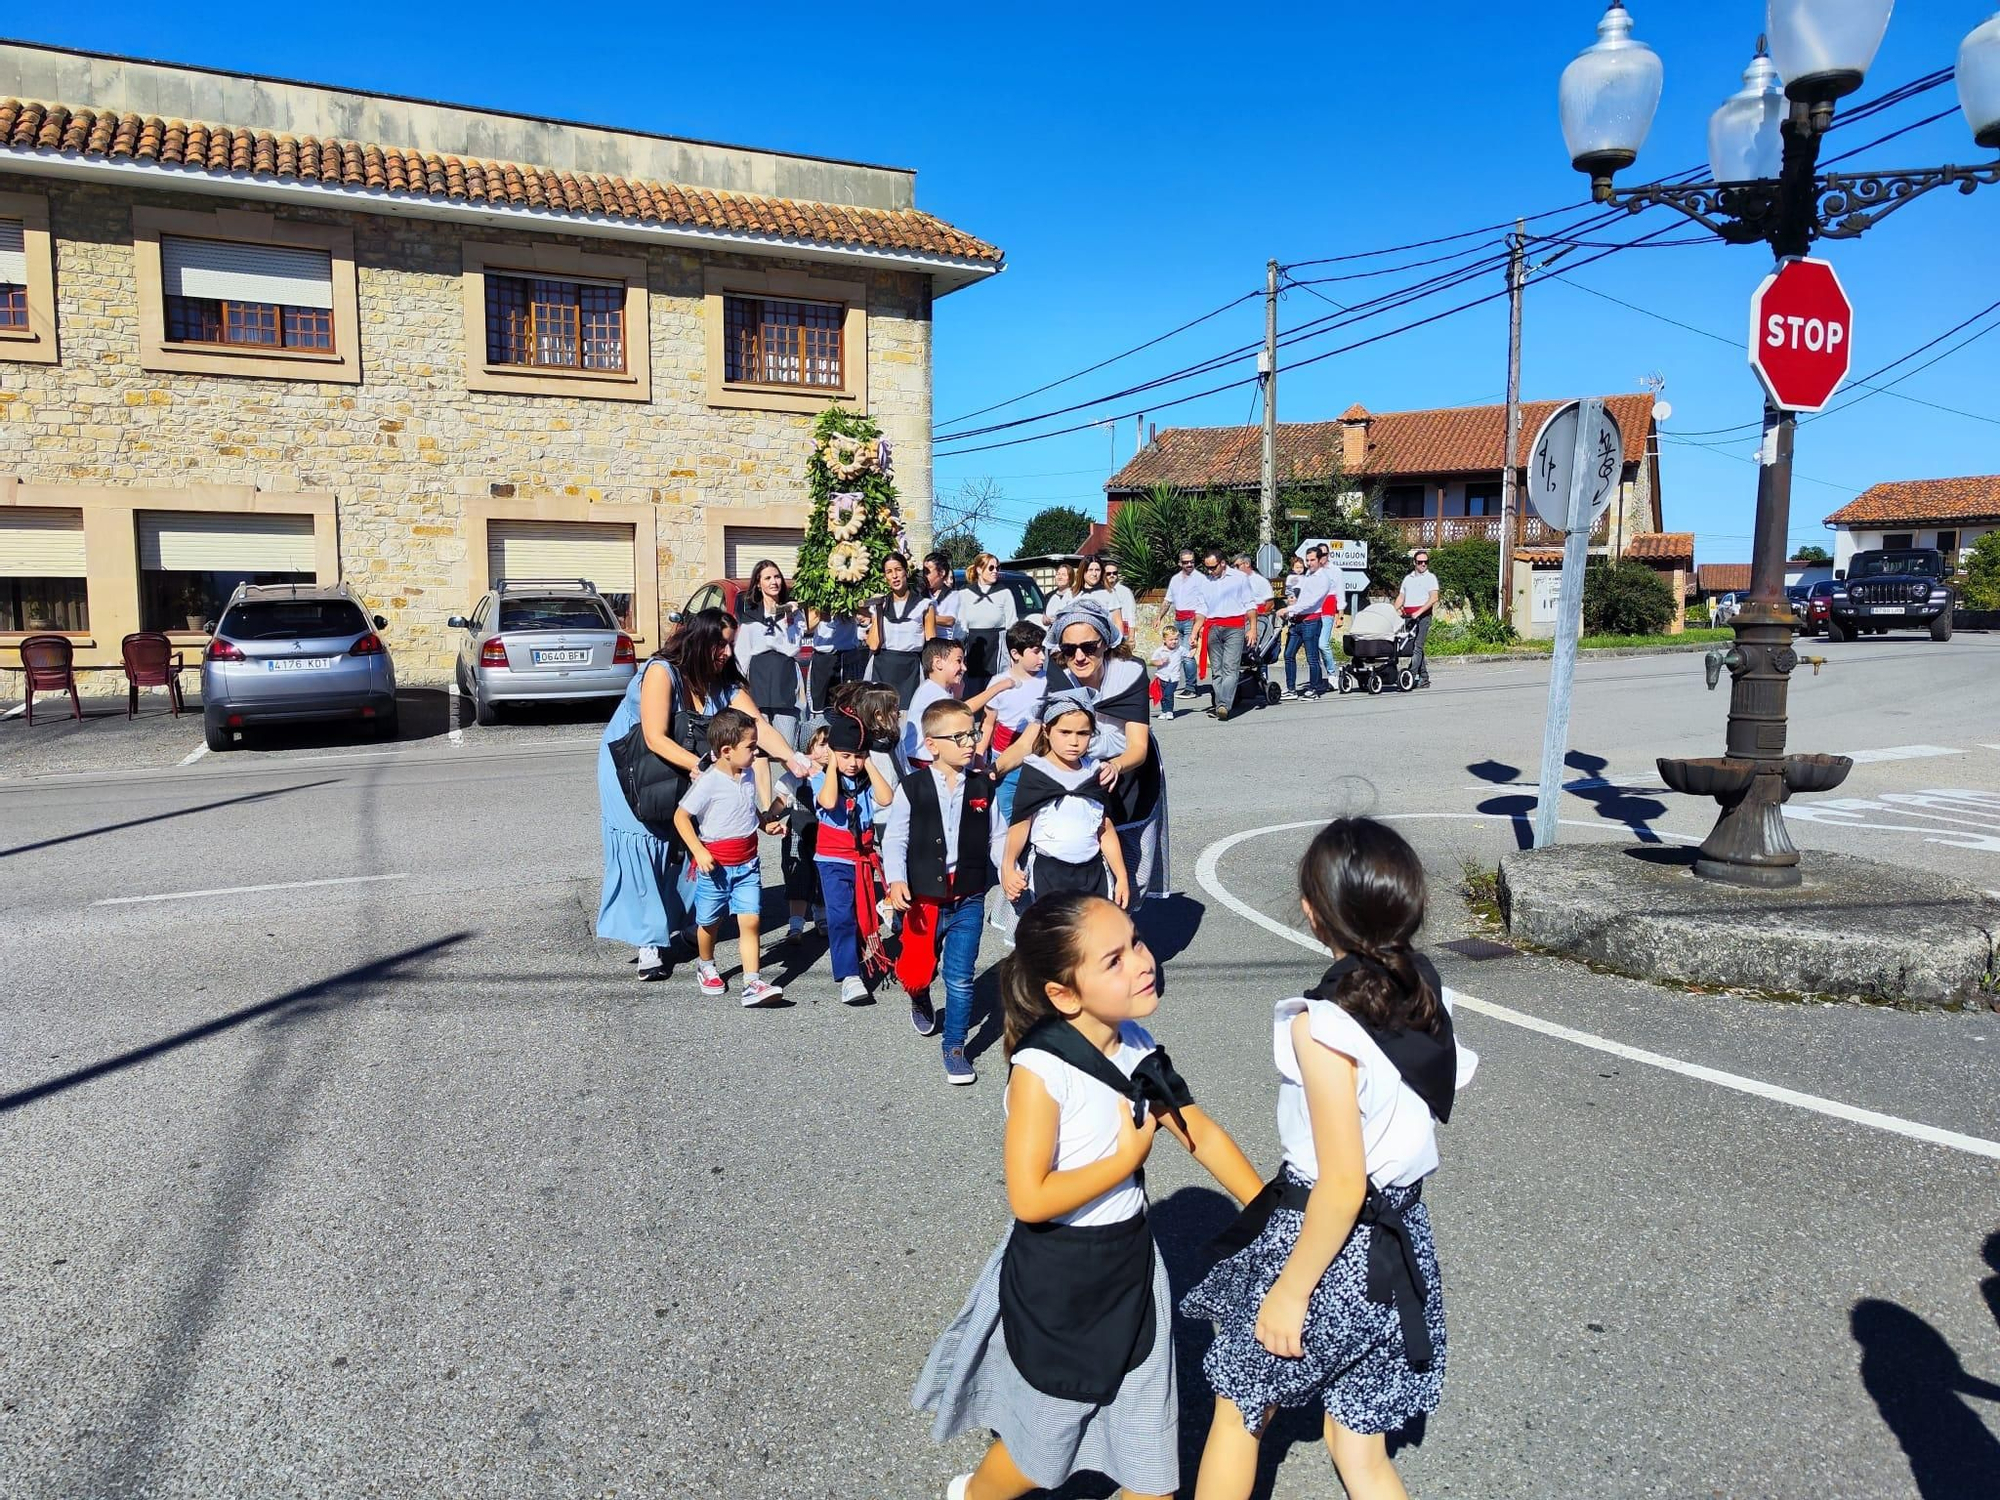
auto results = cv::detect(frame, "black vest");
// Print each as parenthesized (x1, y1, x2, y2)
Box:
(902, 765, 993, 899)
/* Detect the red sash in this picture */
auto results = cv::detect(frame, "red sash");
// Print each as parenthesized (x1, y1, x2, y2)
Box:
(815, 821, 871, 861)
(993, 722, 1020, 753)
(702, 835, 758, 867)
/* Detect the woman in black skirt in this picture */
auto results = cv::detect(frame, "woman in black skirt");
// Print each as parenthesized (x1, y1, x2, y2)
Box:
(865, 552, 934, 708)
(1181, 817, 1479, 1500)
(954, 552, 1020, 683)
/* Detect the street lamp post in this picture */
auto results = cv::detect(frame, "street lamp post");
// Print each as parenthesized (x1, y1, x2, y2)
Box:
(1557, 1, 2000, 889)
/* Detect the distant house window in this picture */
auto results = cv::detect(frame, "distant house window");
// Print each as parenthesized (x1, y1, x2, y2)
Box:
(160, 236, 337, 352)
(723, 295, 844, 388)
(1936, 529, 1959, 558)
(485, 275, 626, 372)
(1464, 482, 1503, 517)
(1883, 532, 1914, 550)
(1382, 485, 1427, 520)
(0, 218, 25, 330)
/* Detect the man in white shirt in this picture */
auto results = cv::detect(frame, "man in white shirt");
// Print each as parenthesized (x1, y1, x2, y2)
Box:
(1398, 548, 1441, 688)
(1159, 549, 1206, 700)
(1100, 559, 1140, 640)
(1201, 552, 1261, 720)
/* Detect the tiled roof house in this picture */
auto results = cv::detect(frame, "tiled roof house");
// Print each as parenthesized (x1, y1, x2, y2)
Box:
(1822, 475, 1999, 571)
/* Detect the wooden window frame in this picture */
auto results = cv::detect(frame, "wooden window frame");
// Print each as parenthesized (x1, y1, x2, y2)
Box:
(0, 190, 58, 367)
(722, 293, 844, 391)
(162, 290, 334, 353)
(484, 272, 627, 375)
(462, 241, 649, 401)
(704, 266, 866, 414)
(133, 208, 358, 383)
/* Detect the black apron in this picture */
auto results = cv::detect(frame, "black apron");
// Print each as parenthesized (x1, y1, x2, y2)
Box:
(957, 585, 1007, 681)
(1206, 957, 1456, 1372)
(1046, 661, 1162, 826)
(871, 593, 926, 708)
(737, 604, 801, 716)
(998, 1020, 1196, 1404)
(1027, 849, 1113, 902)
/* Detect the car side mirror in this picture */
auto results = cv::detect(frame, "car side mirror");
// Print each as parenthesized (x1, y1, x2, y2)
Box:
(667, 611, 685, 624)
(446, 616, 468, 629)
(1833, 570, 1844, 581)
(372, 615, 388, 631)
(201, 619, 216, 635)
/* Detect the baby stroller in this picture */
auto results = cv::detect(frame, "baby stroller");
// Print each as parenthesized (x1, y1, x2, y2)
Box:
(1236, 612, 1284, 709)
(1338, 619, 1421, 695)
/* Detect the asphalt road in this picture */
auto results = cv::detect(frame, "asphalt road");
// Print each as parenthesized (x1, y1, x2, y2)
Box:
(3, 637, 1998, 1499)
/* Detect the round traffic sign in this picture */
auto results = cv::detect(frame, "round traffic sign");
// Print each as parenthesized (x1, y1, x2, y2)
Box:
(1748, 257, 1853, 413)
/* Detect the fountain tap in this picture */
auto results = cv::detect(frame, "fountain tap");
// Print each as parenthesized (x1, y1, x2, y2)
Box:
(1704, 646, 1744, 691)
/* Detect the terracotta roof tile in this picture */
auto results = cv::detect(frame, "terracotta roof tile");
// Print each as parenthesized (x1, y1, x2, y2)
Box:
(1823, 475, 2000, 527)
(1514, 548, 1565, 566)
(1697, 564, 1752, 594)
(0, 96, 1002, 267)
(1109, 394, 1657, 491)
(1624, 531, 1694, 563)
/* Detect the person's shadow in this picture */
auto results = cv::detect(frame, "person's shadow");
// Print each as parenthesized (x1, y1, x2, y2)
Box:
(1468, 751, 1667, 848)
(1852, 1293, 2000, 1498)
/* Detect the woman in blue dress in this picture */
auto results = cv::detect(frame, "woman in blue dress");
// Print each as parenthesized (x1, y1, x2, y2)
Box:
(598, 607, 815, 980)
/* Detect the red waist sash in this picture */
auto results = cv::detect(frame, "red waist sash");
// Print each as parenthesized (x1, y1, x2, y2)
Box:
(702, 835, 758, 867)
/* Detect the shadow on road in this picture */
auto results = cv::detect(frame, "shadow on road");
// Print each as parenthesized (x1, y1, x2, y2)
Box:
(0, 931, 469, 1113)
(1852, 1289, 2000, 1499)
(0, 778, 341, 860)
(1468, 751, 1669, 850)
(234, 687, 456, 753)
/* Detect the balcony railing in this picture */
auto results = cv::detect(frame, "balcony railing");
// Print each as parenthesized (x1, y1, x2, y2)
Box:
(1386, 513, 1610, 548)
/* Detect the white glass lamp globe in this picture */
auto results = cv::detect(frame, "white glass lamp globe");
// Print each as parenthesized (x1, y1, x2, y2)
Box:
(1709, 42, 1787, 181)
(1561, 2, 1665, 189)
(1960, 11, 2000, 149)
(1766, 0, 1893, 106)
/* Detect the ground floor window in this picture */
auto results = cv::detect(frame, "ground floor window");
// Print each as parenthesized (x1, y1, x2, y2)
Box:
(486, 520, 637, 630)
(1935, 530, 1959, 559)
(2, 577, 89, 631)
(135, 512, 318, 631)
(1882, 533, 1914, 551)
(1, 507, 89, 629)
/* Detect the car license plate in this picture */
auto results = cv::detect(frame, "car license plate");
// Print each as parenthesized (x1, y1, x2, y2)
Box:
(532, 648, 589, 665)
(1871, 605, 1906, 615)
(266, 656, 337, 671)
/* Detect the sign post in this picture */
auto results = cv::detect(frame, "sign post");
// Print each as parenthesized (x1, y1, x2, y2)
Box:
(1528, 398, 1624, 849)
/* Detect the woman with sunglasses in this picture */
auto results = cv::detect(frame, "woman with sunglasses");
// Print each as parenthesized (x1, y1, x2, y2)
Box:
(1000, 600, 1169, 902)
(954, 553, 1020, 682)
(865, 552, 935, 708)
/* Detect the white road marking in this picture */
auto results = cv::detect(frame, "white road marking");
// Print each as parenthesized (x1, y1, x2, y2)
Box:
(446, 680, 464, 747)
(92, 873, 409, 907)
(1193, 817, 2000, 1163)
(1839, 744, 1963, 764)
(3, 702, 25, 720)
(177, 743, 209, 767)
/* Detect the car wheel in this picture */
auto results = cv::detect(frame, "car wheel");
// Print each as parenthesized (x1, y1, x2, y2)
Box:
(473, 686, 498, 726)
(204, 714, 234, 752)
(1824, 617, 1847, 642)
(1930, 612, 1954, 642)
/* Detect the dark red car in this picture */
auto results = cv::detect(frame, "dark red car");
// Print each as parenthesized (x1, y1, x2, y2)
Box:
(1801, 579, 1836, 636)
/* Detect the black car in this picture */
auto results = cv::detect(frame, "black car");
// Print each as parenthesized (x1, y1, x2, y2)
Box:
(1824, 548, 1956, 642)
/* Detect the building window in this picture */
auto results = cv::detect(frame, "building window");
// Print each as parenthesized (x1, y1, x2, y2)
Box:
(1464, 482, 1503, 517)
(0, 193, 56, 366)
(1936, 529, 1959, 559)
(485, 275, 626, 372)
(1381, 485, 1427, 520)
(0, 218, 26, 331)
(137, 512, 316, 632)
(1883, 532, 1914, 551)
(160, 236, 337, 352)
(723, 295, 844, 388)
(1, 507, 89, 630)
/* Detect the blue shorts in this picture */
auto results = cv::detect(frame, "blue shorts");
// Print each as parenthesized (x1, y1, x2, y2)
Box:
(694, 859, 762, 926)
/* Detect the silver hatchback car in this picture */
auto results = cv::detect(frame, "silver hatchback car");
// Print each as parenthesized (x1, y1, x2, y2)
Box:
(202, 582, 397, 751)
(449, 579, 636, 725)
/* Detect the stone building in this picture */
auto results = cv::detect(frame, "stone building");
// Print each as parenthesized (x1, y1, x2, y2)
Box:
(0, 41, 1001, 677)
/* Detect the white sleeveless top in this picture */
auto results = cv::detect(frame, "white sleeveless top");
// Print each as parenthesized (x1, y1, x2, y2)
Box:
(1008, 1021, 1157, 1227)
(1273, 994, 1477, 1189)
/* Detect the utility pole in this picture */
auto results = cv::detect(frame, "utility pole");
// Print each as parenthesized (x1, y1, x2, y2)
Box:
(1259, 258, 1278, 550)
(1497, 219, 1525, 616)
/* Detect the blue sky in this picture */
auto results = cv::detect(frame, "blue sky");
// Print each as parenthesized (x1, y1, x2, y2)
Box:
(22, 3, 1997, 563)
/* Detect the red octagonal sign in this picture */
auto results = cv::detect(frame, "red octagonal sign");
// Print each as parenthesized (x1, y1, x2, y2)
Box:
(1748, 257, 1853, 413)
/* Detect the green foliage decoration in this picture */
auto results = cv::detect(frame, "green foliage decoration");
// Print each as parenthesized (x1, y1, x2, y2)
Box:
(792, 406, 910, 616)
(1018, 506, 1096, 559)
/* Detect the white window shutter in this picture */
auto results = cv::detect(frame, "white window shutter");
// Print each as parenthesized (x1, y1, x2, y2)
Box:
(0, 219, 26, 285)
(137, 512, 317, 571)
(0, 508, 87, 578)
(161, 236, 335, 310)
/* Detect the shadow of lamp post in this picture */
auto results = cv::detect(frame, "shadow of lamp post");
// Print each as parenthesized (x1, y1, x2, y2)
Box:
(1556, 1, 2000, 888)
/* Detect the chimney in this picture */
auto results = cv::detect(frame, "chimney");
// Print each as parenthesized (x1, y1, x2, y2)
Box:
(1337, 404, 1372, 472)
(1148, 422, 1157, 446)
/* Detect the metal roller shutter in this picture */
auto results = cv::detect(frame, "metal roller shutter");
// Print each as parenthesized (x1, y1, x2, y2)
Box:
(137, 512, 316, 571)
(486, 520, 636, 593)
(0, 219, 25, 285)
(722, 526, 805, 580)
(160, 236, 335, 310)
(0, 508, 87, 578)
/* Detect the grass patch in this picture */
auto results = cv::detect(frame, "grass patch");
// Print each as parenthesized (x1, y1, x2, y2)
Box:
(1424, 627, 1732, 658)
(1459, 858, 1504, 929)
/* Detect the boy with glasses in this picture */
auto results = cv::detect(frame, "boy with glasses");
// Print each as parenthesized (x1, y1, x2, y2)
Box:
(881, 700, 993, 1085)
(1399, 550, 1441, 688)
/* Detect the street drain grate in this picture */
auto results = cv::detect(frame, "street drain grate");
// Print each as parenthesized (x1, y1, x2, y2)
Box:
(1439, 937, 1518, 961)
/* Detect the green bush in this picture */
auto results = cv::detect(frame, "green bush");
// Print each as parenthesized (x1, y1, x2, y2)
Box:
(1468, 609, 1518, 646)
(1582, 558, 1677, 636)
(1429, 538, 1500, 614)
(1962, 532, 2000, 610)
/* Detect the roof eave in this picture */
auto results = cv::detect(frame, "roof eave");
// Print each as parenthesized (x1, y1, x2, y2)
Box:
(0, 147, 1005, 294)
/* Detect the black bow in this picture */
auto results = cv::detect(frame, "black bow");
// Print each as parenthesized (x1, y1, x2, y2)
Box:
(1126, 1047, 1195, 1127)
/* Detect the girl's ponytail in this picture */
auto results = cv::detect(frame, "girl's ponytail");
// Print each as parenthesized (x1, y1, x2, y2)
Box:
(1298, 819, 1440, 1033)
(998, 892, 1102, 1054)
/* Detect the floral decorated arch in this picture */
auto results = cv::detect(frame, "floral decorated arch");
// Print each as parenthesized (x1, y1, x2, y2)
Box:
(793, 406, 912, 616)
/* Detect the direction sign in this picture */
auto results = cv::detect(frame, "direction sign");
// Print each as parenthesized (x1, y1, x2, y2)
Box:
(1748, 257, 1853, 413)
(1526, 401, 1625, 533)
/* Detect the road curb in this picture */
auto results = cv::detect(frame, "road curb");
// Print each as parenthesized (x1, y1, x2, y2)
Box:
(1435, 641, 1723, 668)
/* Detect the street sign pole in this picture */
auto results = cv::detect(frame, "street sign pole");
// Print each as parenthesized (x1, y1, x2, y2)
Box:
(1528, 398, 1621, 850)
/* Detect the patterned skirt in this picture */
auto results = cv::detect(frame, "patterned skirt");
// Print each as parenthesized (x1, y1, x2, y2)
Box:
(1179, 1169, 1446, 1437)
(912, 1233, 1179, 1496)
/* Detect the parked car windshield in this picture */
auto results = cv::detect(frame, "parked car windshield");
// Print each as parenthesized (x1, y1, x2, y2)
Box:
(1850, 552, 1941, 579)
(500, 597, 615, 631)
(220, 600, 367, 640)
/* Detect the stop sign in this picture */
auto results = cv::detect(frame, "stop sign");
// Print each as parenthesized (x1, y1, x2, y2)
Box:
(1748, 257, 1853, 413)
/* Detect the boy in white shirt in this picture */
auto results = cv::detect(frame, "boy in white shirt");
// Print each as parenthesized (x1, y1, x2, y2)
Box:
(673, 709, 788, 1006)
(900, 637, 966, 771)
(1149, 626, 1187, 718)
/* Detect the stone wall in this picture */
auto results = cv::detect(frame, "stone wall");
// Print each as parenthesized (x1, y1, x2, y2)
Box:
(0, 171, 934, 678)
